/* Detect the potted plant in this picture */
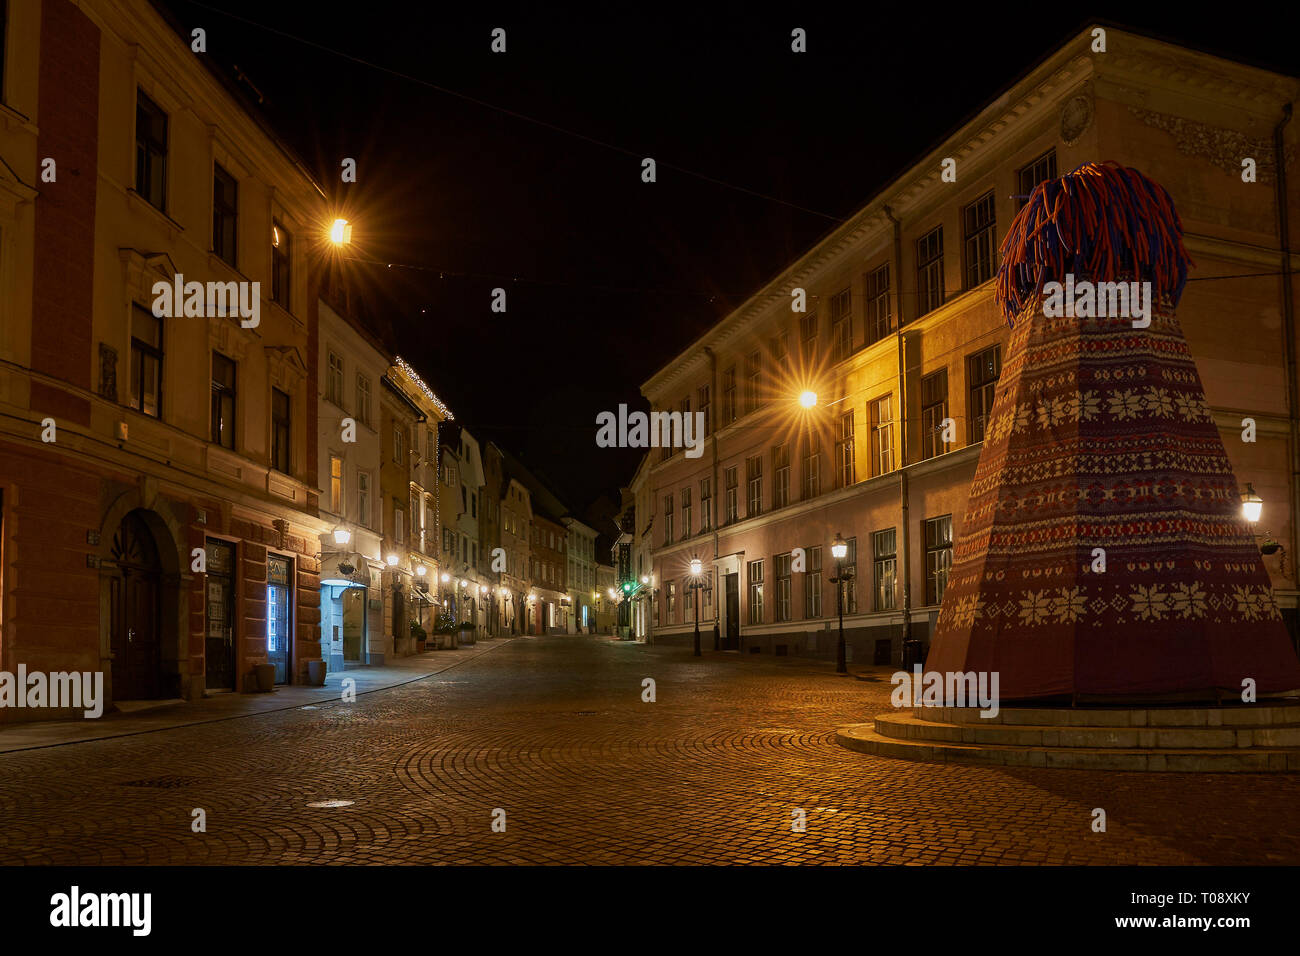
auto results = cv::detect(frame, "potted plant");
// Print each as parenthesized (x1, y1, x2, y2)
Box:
(457, 619, 476, 646)
(410, 619, 428, 653)
(433, 610, 459, 650)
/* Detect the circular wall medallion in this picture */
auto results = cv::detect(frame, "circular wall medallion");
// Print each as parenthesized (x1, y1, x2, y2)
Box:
(1060, 94, 1094, 145)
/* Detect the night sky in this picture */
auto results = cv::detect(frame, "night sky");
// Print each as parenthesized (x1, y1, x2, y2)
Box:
(164, 1, 1296, 510)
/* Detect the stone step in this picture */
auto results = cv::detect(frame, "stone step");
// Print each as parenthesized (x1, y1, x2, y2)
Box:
(918, 703, 1300, 728)
(836, 723, 1300, 772)
(874, 712, 1300, 749)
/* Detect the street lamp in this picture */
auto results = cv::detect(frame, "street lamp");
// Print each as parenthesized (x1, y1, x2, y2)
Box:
(688, 557, 704, 657)
(830, 533, 852, 675)
(329, 218, 353, 244)
(386, 553, 398, 567)
(799, 389, 817, 409)
(1242, 484, 1263, 523)
(332, 527, 352, 546)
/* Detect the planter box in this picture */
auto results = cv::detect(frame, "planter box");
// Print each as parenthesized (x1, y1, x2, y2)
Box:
(306, 660, 327, 686)
(457, 626, 476, 646)
(251, 663, 275, 693)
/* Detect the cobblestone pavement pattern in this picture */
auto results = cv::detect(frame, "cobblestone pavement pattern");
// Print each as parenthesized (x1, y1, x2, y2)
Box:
(1, 636, 1296, 865)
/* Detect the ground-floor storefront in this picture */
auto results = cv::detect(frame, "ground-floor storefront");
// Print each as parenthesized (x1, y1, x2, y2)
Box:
(0, 440, 324, 719)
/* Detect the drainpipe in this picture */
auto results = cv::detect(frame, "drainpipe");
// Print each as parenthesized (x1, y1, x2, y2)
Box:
(885, 205, 915, 662)
(705, 345, 722, 644)
(1274, 104, 1299, 605)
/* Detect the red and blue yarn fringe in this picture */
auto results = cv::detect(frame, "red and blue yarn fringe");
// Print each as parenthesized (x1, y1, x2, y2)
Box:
(996, 161, 1193, 326)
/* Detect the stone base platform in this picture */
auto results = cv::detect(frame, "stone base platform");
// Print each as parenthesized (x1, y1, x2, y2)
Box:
(836, 703, 1300, 772)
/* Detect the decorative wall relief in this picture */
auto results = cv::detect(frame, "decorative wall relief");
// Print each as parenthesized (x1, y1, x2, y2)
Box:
(1127, 107, 1294, 182)
(98, 342, 117, 402)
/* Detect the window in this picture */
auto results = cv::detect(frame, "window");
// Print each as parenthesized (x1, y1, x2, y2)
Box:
(724, 466, 738, 523)
(393, 424, 405, 464)
(746, 455, 762, 517)
(865, 264, 892, 344)
(745, 350, 761, 414)
(872, 529, 897, 611)
(700, 478, 712, 531)
(135, 89, 168, 210)
(917, 226, 944, 317)
(394, 504, 405, 545)
(212, 163, 238, 266)
(698, 385, 712, 437)
(800, 313, 817, 364)
(471, 492, 478, 519)
(775, 553, 793, 623)
(1018, 149, 1057, 208)
(722, 367, 737, 425)
(271, 220, 291, 309)
(870, 394, 894, 475)
(921, 369, 949, 460)
(413, 490, 422, 547)
(326, 350, 344, 405)
(210, 351, 235, 448)
(925, 515, 953, 605)
(358, 472, 371, 527)
(330, 455, 343, 514)
(770, 332, 790, 373)
(681, 487, 692, 539)
(835, 411, 855, 487)
(130, 305, 162, 418)
(964, 191, 997, 288)
(967, 345, 1002, 444)
(747, 560, 764, 625)
(773, 443, 790, 508)
(804, 546, 823, 618)
(667, 581, 677, 619)
(663, 495, 674, 545)
(702, 569, 713, 610)
(443, 527, 454, 554)
(830, 288, 852, 361)
(271, 387, 291, 474)
(356, 375, 372, 426)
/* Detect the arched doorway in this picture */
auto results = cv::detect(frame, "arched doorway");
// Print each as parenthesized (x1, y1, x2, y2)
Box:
(109, 510, 163, 699)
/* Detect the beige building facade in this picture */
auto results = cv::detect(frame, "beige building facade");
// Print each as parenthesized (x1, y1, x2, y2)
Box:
(640, 26, 1300, 665)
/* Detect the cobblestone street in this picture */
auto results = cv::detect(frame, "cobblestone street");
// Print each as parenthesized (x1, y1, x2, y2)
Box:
(1, 635, 1297, 866)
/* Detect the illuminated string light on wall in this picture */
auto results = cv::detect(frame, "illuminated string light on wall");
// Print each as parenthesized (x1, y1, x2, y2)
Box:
(394, 355, 454, 421)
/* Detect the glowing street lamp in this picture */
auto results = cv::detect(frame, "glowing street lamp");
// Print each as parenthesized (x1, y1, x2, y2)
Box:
(332, 527, 352, 546)
(830, 533, 851, 674)
(1242, 484, 1263, 524)
(688, 557, 704, 657)
(799, 389, 817, 409)
(329, 218, 353, 245)
(416, 564, 427, 577)
(385, 553, 399, 566)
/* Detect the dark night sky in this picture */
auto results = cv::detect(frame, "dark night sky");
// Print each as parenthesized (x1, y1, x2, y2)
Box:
(165, 1, 1296, 510)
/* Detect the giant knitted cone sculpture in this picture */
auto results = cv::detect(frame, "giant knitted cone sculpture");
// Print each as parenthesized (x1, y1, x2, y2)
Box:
(926, 161, 1300, 700)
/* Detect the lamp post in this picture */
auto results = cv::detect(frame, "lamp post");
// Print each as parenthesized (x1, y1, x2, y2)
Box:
(830, 533, 851, 675)
(689, 557, 703, 657)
